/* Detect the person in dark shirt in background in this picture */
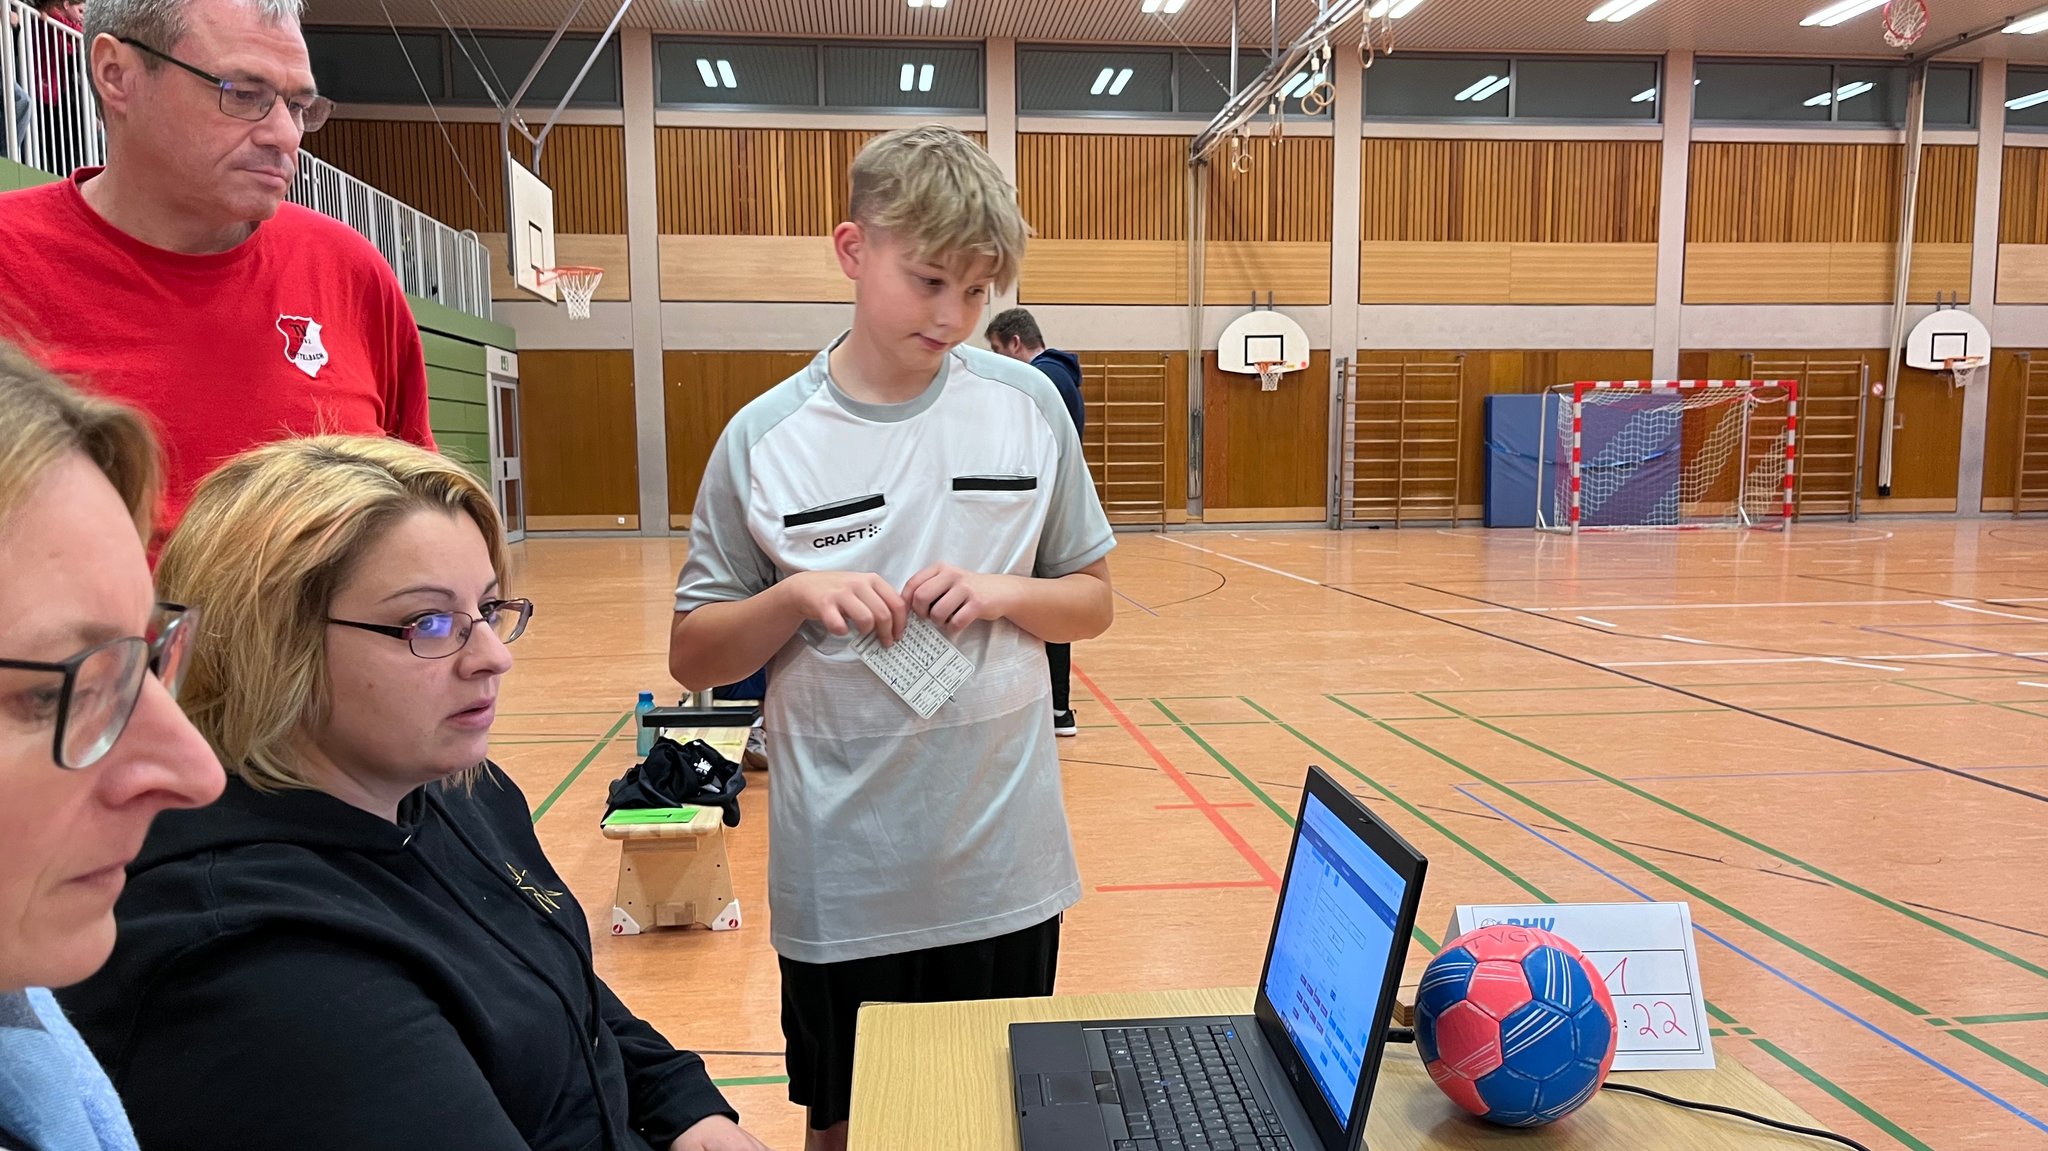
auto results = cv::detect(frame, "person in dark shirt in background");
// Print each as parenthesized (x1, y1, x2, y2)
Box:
(987, 307, 1087, 737)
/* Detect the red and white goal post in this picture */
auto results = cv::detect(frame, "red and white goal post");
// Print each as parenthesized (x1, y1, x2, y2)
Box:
(1534, 380, 1800, 534)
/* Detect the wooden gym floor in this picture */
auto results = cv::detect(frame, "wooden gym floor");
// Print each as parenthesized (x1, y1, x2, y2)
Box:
(491, 522, 2048, 1151)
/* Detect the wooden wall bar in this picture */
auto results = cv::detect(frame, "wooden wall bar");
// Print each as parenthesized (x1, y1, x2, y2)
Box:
(1684, 143, 1975, 304)
(310, 121, 627, 234)
(517, 350, 641, 530)
(1980, 349, 2043, 509)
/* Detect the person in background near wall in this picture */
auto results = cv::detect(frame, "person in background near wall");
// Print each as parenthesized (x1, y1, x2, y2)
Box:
(0, 0, 432, 549)
(986, 306, 1087, 737)
(0, 341, 225, 1151)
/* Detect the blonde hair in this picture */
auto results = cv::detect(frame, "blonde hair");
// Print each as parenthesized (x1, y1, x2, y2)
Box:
(0, 340, 160, 540)
(848, 125, 1028, 292)
(156, 436, 507, 793)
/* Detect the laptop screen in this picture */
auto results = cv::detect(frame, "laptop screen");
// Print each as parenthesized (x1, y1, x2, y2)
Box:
(1260, 790, 1410, 1127)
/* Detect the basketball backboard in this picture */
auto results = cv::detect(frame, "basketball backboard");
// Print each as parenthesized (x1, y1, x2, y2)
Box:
(1218, 309, 1311, 374)
(507, 155, 558, 303)
(1903, 307, 1991, 371)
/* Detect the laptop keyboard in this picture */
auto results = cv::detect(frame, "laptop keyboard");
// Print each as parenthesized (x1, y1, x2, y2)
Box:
(1099, 1024, 1295, 1151)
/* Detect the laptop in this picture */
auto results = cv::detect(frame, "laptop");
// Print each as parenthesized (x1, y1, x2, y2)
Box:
(1010, 765, 1427, 1151)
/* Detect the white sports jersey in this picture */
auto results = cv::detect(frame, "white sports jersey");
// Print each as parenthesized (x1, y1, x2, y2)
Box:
(675, 337, 1116, 964)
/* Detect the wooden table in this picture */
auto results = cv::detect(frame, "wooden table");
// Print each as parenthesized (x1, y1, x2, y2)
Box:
(601, 726, 748, 936)
(848, 988, 1826, 1150)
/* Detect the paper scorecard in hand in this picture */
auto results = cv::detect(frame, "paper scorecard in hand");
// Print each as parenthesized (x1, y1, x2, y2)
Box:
(853, 612, 976, 718)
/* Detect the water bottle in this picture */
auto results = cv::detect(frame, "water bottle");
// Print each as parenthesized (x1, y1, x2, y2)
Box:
(634, 691, 656, 757)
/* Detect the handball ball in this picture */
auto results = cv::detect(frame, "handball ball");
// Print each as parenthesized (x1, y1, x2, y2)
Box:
(1414, 924, 1618, 1127)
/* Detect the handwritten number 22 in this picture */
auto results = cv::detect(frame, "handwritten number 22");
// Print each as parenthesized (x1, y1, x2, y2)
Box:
(1630, 1002, 1689, 1037)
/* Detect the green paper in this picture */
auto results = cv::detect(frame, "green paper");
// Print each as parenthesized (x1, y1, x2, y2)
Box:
(602, 806, 705, 826)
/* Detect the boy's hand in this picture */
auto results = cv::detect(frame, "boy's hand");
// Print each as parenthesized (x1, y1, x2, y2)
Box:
(781, 571, 907, 646)
(670, 1116, 771, 1151)
(903, 563, 1016, 638)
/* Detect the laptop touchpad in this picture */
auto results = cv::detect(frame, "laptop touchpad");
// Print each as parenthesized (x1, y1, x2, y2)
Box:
(1042, 1071, 1096, 1105)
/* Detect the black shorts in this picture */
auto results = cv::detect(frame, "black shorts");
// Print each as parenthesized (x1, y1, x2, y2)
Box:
(779, 914, 1062, 1130)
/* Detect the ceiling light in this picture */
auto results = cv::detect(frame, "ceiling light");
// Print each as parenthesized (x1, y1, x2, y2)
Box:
(716, 59, 736, 88)
(1800, 0, 1886, 26)
(900, 63, 915, 92)
(1281, 72, 1311, 98)
(1109, 67, 1135, 95)
(1454, 74, 1508, 101)
(1368, 0, 1425, 15)
(919, 63, 935, 92)
(2006, 9, 2048, 33)
(909, 0, 948, 7)
(1144, 0, 1163, 10)
(1588, 0, 1658, 21)
(696, 58, 717, 88)
(1630, 87, 1656, 102)
(2009, 88, 2048, 108)
(1804, 80, 1873, 106)
(1091, 66, 1114, 95)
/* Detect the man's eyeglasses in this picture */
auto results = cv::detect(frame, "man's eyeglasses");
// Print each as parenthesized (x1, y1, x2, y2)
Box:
(0, 604, 198, 771)
(116, 37, 332, 133)
(327, 599, 534, 660)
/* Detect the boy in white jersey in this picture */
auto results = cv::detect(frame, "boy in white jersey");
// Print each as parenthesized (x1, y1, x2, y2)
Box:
(668, 126, 1116, 1151)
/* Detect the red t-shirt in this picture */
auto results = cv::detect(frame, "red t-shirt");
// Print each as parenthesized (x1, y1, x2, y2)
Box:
(0, 169, 435, 540)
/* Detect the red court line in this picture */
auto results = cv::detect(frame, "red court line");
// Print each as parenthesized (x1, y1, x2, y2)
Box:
(1157, 802, 1256, 810)
(1096, 881, 1274, 893)
(1073, 664, 1281, 890)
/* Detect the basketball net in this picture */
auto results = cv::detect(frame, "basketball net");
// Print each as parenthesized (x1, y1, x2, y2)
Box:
(1883, 0, 1928, 48)
(539, 266, 604, 320)
(1942, 355, 1986, 390)
(1257, 362, 1283, 392)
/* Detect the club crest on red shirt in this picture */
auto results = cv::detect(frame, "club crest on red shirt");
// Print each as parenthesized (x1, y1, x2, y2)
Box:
(276, 315, 330, 379)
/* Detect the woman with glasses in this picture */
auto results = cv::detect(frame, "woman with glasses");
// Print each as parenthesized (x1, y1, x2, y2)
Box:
(57, 435, 770, 1151)
(0, 342, 223, 1151)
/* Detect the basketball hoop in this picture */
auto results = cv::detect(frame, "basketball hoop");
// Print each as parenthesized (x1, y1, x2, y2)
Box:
(1942, 355, 1986, 389)
(538, 266, 604, 320)
(1256, 362, 1283, 392)
(1883, 0, 1928, 48)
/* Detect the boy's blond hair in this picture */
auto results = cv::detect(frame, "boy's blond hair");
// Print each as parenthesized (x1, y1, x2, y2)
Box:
(848, 125, 1028, 292)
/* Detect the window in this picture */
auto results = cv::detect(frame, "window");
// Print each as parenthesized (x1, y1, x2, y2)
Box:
(655, 39, 983, 112)
(1016, 45, 1329, 119)
(1694, 60, 1974, 127)
(1175, 49, 1334, 120)
(1363, 55, 1657, 122)
(2008, 67, 2048, 131)
(304, 28, 620, 107)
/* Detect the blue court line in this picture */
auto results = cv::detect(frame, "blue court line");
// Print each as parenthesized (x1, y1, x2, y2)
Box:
(1493, 764, 2048, 788)
(1115, 589, 1162, 618)
(1451, 782, 2048, 1138)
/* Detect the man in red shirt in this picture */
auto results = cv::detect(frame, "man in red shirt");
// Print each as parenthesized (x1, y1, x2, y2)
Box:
(0, 0, 433, 542)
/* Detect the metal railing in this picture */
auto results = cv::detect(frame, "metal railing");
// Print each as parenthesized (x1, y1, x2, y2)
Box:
(3, 0, 491, 320)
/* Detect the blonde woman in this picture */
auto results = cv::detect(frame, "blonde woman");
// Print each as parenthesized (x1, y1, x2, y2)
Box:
(0, 343, 222, 1151)
(57, 436, 768, 1151)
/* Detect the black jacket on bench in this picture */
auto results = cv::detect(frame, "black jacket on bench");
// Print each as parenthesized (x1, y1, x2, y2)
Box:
(57, 763, 735, 1151)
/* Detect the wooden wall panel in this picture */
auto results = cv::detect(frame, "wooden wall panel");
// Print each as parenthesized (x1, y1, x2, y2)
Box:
(1360, 139, 1660, 244)
(657, 127, 986, 236)
(1353, 350, 1654, 514)
(1019, 134, 1186, 241)
(480, 233, 631, 301)
(1208, 137, 1332, 243)
(1020, 240, 1185, 305)
(517, 350, 640, 528)
(1360, 242, 1657, 304)
(664, 351, 815, 525)
(1679, 348, 1962, 510)
(1999, 147, 2048, 246)
(1997, 245, 2048, 304)
(1204, 241, 1330, 305)
(309, 121, 627, 234)
(1687, 143, 1975, 244)
(659, 235, 852, 302)
(1201, 350, 1330, 519)
(1684, 242, 1972, 304)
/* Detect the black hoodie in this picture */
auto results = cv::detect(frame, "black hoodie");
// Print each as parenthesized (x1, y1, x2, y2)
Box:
(1031, 347, 1085, 437)
(56, 764, 736, 1151)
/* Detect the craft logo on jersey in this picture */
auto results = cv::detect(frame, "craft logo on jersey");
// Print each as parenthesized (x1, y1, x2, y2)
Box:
(276, 315, 329, 378)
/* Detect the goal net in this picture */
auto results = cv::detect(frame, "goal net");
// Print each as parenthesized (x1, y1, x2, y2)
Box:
(1536, 380, 1799, 533)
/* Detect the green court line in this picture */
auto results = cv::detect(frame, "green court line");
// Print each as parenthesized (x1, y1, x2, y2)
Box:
(1946, 1029, 2048, 1091)
(1897, 681, 2048, 724)
(1953, 1010, 2048, 1025)
(500, 709, 636, 717)
(1344, 671, 2043, 695)
(1149, 700, 1297, 826)
(1326, 694, 1934, 1018)
(1750, 1038, 1937, 1151)
(530, 710, 633, 824)
(711, 1074, 790, 1088)
(1228, 699, 1923, 1142)
(1417, 693, 2048, 988)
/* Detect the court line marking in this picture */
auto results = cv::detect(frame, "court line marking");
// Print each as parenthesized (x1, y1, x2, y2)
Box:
(1941, 600, 2048, 623)
(1602, 652, 2022, 668)
(1419, 597, 2048, 615)
(1577, 616, 1617, 628)
(1095, 881, 1272, 893)
(1159, 535, 1321, 585)
(1073, 666, 1280, 890)
(2021, 682, 2048, 690)
(530, 709, 632, 824)
(1156, 801, 1257, 810)
(1452, 782, 2042, 1141)
(1823, 658, 1909, 673)
(1235, 698, 1935, 1145)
